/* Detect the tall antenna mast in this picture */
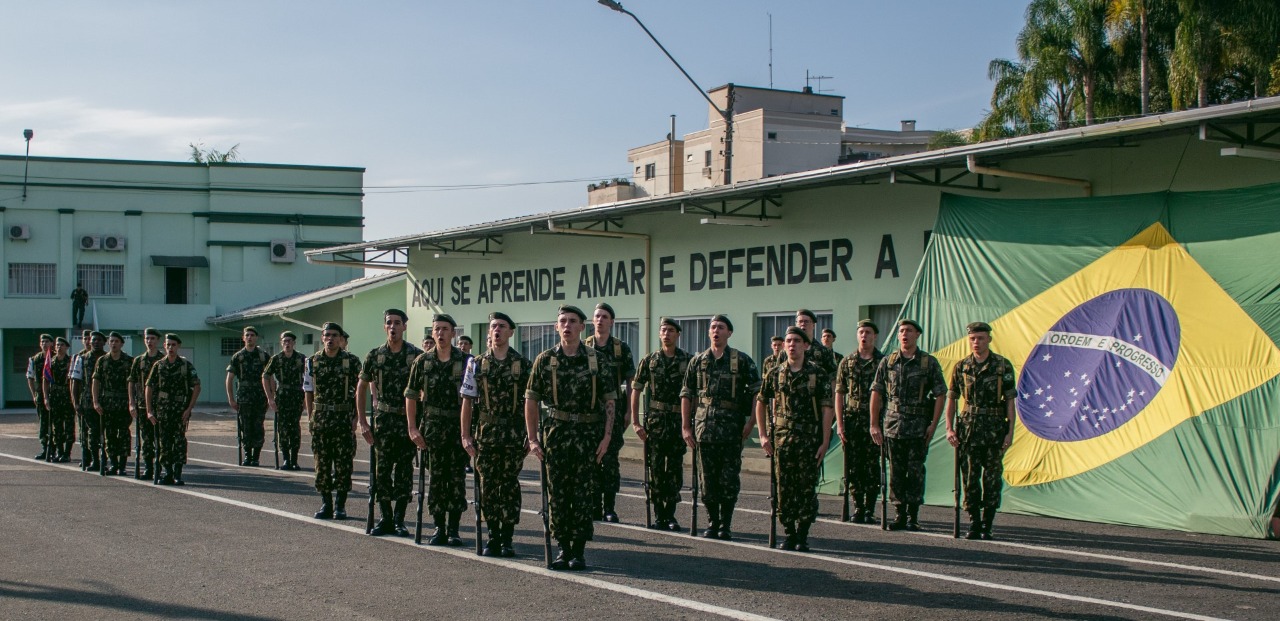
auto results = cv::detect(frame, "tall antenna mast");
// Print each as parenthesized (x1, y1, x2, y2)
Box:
(768, 13, 773, 89)
(805, 69, 834, 93)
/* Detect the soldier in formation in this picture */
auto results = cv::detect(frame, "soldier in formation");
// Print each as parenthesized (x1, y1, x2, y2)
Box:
(821, 328, 843, 365)
(584, 302, 635, 523)
(70, 331, 106, 471)
(129, 328, 165, 480)
(304, 322, 361, 519)
(358, 309, 423, 537)
(406, 313, 471, 545)
(44, 337, 76, 463)
(631, 317, 692, 531)
(795, 309, 838, 378)
(26, 334, 54, 461)
(264, 331, 307, 470)
(92, 332, 134, 474)
(145, 333, 200, 485)
(226, 326, 270, 467)
(835, 319, 886, 523)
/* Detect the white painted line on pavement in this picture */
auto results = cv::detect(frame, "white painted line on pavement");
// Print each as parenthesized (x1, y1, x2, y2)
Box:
(0, 451, 777, 621)
(187, 440, 369, 464)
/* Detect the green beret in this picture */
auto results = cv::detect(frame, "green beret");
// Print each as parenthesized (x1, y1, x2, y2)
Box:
(321, 322, 343, 334)
(56, 336, 71, 346)
(384, 308, 408, 322)
(90, 331, 106, 340)
(822, 328, 836, 338)
(856, 319, 879, 333)
(39, 333, 54, 342)
(558, 305, 586, 321)
(164, 333, 182, 344)
(107, 331, 124, 341)
(711, 314, 734, 331)
(340, 331, 350, 339)
(796, 308, 818, 322)
(280, 331, 297, 341)
(489, 311, 515, 329)
(242, 326, 258, 336)
(144, 327, 161, 338)
(81, 329, 92, 337)
(785, 326, 812, 344)
(770, 335, 784, 343)
(659, 317, 681, 332)
(594, 302, 615, 319)
(898, 319, 923, 333)
(966, 321, 992, 334)
(432, 313, 457, 328)
(458, 335, 473, 345)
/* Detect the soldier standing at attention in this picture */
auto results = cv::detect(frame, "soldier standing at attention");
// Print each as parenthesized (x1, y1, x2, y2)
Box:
(756, 327, 834, 551)
(584, 302, 634, 523)
(44, 337, 75, 462)
(821, 329, 844, 364)
(870, 319, 947, 531)
(461, 311, 531, 556)
(264, 331, 307, 471)
(834, 320, 886, 523)
(93, 332, 134, 475)
(70, 331, 106, 471)
(795, 309, 838, 378)
(945, 322, 1016, 540)
(129, 328, 165, 480)
(70, 282, 88, 329)
(761, 336, 785, 378)
(226, 326, 270, 467)
(145, 334, 200, 485)
(525, 305, 615, 570)
(632, 317, 693, 531)
(458, 335, 474, 355)
(357, 310, 423, 537)
(681, 315, 761, 541)
(304, 323, 361, 519)
(406, 314, 472, 546)
(26, 334, 54, 460)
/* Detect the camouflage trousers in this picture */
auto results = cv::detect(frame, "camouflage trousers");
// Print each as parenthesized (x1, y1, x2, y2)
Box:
(774, 425, 821, 526)
(79, 399, 103, 455)
(48, 389, 75, 448)
(886, 437, 930, 506)
(696, 440, 743, 508)
(421, 413, 467, 515)
(275, 397, 304, 455)
(102, 401, 132, 464)
(35, 397, 50, 445)
(841, 411, 881, 510)
(372, 412, 415, 503)
(545, 418, 603, 542)
(643, 414, 686, 509)
(136, 414, 158, 464)
(593, 406, 627, 508)
(959, 440, 1004, 512)
(476, 441, 525, 530)
(155, 408, 190, 471)
(237, 399, 267, 451)
(311, 411, 356, 493)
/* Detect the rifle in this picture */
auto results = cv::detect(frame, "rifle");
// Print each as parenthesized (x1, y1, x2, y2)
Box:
(134, 406, 142, 479)
(236, 414, 243, 467)
(690, 440, 700, 537)
(414, 448, 428, 544)
(366, 414, 378, 535)
(79, 407, 88, 471)
(880, 423, 888, 530)
(98, 407, 107, 476)
(642, 393, 651, 528)
(841, 430, 851, 522)
(153, 412, 163, 485)
(472, 456, 483, 555)
(953, 428, 962, 539)
(273, 408, 281, 470)
(767, 409, 778, 548)
(538, 418, 552, 568)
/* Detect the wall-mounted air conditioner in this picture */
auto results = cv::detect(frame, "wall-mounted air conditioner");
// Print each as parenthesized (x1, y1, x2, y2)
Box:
(269, 239, 296, 263)
(80, 235, 102, 250)
(103, 235, 127, 251)
(8, 224, 30, 240)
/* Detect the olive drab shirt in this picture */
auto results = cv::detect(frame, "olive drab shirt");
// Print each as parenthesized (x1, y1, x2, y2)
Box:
(146, 357, 200, 412)
(948, 352, 1017, 446)
(761, 352, 786, 380)
(632, 348, 693, 413)
(680, 347, 761, 444)
(47, 355, 72, 406)
(129, 351, 166, 405)
(26, 351, 49, 395)
(757, 358, 833, 435)
(403, 347, 470, 411)
(263, 350, 307, 406)
(870, 350, 948, 440)
(804, 340, 839, 379)
(303, 350, 361, 407)
(71, 350, 106, 409)
(526, 344, 617, 419)
(835, 350, 885, 413)
(92, 353, 134, 406)
(360, 342, 423, 412)
(460, 348, 532, 445)
(227, 348, 270, 403)
(585, 334, 635, 399)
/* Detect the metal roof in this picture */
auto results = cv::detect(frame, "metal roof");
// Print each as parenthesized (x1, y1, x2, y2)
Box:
(207, 272, 403, 325)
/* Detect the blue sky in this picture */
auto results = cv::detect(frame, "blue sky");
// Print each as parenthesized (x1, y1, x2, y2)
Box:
(0, 1, 1028, 242)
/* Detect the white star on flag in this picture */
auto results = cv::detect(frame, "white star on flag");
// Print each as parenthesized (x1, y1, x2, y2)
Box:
(1046, 395, 1054, 402)
(1134, 334, 1143, 342)
(1102, 407, 1111, 413)
(1042, 353, 1053, 361)
(1127, 389, 1136, 398)
(1070, 400, 1078, 407)
(1035, 388, 1044, 395)
(1064, 370, 1072, 377)
(1080, 415, 1088, 421)
(1045, 411, 1053, 417)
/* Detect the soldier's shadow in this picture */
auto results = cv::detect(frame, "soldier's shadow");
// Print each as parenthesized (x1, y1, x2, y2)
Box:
(182, 467, 322, 498)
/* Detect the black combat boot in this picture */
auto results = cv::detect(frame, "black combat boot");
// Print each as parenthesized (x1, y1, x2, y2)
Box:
(315, 492, 334, 519)
(887, 504, 908, 530)
(172, 464, 185, 486)
(795, 522, 812, 552)
(250, 448, 262, 467)
(158, 466, 175, 486)
(981, 507, 996, 540)
(499, 524, 516, 558)
(481, 522, 498, 556)
(906, 504, 921, 531)
(35, 444, 48, 461)
(370, 501, 395, 536)
(863, 491, 878, 524)
(701, 501, 720, 538)
(140, 461, 153, 481)
(602, 493, 619, 523)
(550, 541, 571, 570)
(718, 504, 734, 541)
(965, 511, 983, 539)
(427, 513, 448, 545)
(778, 523, 797, 550)
(648, 499, 667, 529)
(334, 491, 349, 519)
(567, 540, 587, 571)
(666, 501, 682, 532)
(446, 511, 464, 546)
(59, 443, 72, 462)
(393, 500, 410, 537)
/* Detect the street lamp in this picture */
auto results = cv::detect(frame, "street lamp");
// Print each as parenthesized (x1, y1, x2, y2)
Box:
(598, 0, 735, 185)
(22, 129, 33, 200)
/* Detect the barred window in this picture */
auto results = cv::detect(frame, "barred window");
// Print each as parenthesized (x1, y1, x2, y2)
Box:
(755, 311, 832, 364)
(7, 263, 56, 296)
(221, 338, 241, 356)
(77, 264, 124, 297)
(517, 323, 557, 359)
(671, 317, 711, 354)
(611, 320, 640, 359)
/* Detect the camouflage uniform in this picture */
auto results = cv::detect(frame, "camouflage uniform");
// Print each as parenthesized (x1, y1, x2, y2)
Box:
(264, 351, 308, 464)
(46, 354, 76, 457)
(758, 359, 832, 534)
(526, 344, 615, 544)
(227, 347, 271, 456)
(71, 349, 106, 464)
(93, 352, 134, 470)
(761, 351, 786, 379)
(632, 347, 692, 524)
(404, 347, 471, 516)
(146, 356, 200, 475)
(835, 350, 886, 519)
(805, 340, 839, 379)
(949, 353, 1017, 514)
(460, 348, 531, 543)
(584, 334, 634, 518)
(129, 351, 165, 470)
(681, 347, 761, 535)
(304, 350, 361, 493)
(26, 350, 52, 456)
(871, 350, 947, 517)
(360, 342, 423, 502)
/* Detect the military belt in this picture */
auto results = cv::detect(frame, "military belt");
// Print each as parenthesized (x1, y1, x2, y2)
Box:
(49, 385, 69, 393)
(698, 398, 738, 410)
(886, 404, 930, 416)
(314, 403, 353, 413)
(276, 385, 303, 393)
(374, 402, 405, 415)
(477, 411, 515, 425)
(647, 400, 679, 414)
(425, 405, 460, 418)
(547, 408, 599, 424)
(843, 398, 867, 412)
(101, 390, 127, 398)
(961, 405, 1006, 416)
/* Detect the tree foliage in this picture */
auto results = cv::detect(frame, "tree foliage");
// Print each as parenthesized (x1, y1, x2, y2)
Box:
(188, 142, 242, 164)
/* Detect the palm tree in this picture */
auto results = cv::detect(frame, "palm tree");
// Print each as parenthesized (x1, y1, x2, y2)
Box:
(1106, 0, 1152, 114)
(1024, 0, 1113, 125)
(188, 142, 241, 164)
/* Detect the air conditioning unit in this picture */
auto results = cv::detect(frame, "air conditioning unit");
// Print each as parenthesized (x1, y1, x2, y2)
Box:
(702, 166, 713, 178)
(8, 224, 30, 240)
(269, 239, 296, 263)
(80, 235, 102, 250)
(103, 235, 127, 251)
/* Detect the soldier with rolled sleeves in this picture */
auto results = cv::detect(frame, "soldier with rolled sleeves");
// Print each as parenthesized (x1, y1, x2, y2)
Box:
(756, 326, 835, 551)
(835, 319, 886, 523)
(145, 333, 200, 485)
(945, 321, 1017, 540)
(584, 302, 634, 523)
(525, 305, 616, 570)
(357, 309, 424, 537)
(821, 329, 844, 364)
(461, 311, 531, 556)
(70, 330, 106, 471)
(761, 336, 785, 378)
(870, 319, 947, 531)
(93, 331, 134, 475)
(129, 328, 166, 479)
(304, 322, 361, 519)
(44, 337, 76, 462)
(631, 317, 693, 531)
(681, 314, 761, 541)
(795, 309, 838, 378)
(226, 326, 270, 467)
(406, 313, 472, 546)
(26, 333, 54, 460)
(263, 331, 307, 471)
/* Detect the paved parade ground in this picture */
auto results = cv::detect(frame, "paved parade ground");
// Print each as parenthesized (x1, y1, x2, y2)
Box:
(1, 410, 1276, 621)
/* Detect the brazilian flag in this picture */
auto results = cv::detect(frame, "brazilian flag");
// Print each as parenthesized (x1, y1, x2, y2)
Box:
(821, 184, 1280, 538)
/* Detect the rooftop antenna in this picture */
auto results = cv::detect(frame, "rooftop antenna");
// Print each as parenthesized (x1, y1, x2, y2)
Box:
(805, 70, 834, 93)
(768, 13, 773, 89)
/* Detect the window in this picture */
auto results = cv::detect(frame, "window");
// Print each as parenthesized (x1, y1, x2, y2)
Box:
(767, 132, 778, 141)
(672, 317, 711, 353)
(221, 338, 242, 356)
(866, 304, 903, 344)
(11, 345, 40, 373)
(7, 263, 56, 296)
(611, 320, 640, 357)
(77, 264, 124, 297)
(517, 323, 558, 359)
(686, 153, 694, 163)
(755, 311, 832, 364)
(704, 150, 712, 167)
(644, 163, 656, 180)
